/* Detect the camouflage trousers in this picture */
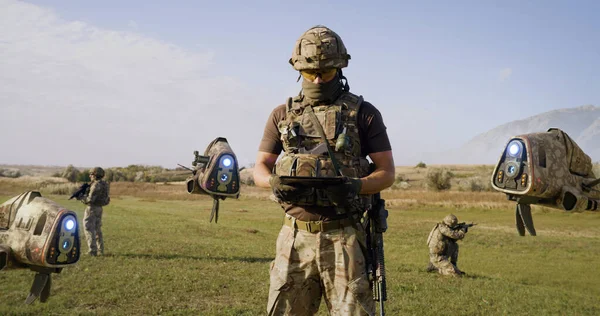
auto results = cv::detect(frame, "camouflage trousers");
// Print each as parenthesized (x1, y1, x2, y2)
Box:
(267, 221, 374, 316)
(429, 241, 460, 276)
(83, 206, 104, 256)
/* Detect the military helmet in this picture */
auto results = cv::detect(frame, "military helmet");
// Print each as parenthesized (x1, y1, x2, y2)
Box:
(89, 167, 105, 179)
(443, 214, 458, 227)
(289, 25, 350, 71)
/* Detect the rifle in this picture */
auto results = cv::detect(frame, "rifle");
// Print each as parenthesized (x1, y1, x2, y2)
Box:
(366, 193, 388, 316)
(452, 222, 477, 232)
(69, 183, 90, 200)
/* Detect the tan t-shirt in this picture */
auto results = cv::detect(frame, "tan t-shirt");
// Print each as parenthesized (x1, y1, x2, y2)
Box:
(258, 100, 392, 221)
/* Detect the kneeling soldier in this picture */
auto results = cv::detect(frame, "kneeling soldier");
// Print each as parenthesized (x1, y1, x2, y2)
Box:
(427, 214, 468, 276)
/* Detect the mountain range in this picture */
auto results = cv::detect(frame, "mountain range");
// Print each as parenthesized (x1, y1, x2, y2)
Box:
(428, 105, 600, 164)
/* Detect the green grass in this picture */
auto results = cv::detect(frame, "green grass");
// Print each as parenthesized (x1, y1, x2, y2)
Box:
(1, 194, 600, 315)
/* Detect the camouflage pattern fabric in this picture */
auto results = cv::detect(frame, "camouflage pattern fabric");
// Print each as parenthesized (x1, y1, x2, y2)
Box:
(83, 205, 103, 256)
(0, 191, 80, 267)
(80, 179, 109, 255)
(267, 25, 380, 314)
(267, 223, 374, 315)
(188, 137, 240, 198)
(492, 128, 598, 201)
(274, 91, 370, 208)
(427, 223, 466, 276)
(289, 25, 350, 71)
(82, 180, 110, 207)
(90, 166, 105, 178)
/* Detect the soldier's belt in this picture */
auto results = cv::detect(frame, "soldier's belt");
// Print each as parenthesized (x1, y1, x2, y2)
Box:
(284, 215, 353, 233)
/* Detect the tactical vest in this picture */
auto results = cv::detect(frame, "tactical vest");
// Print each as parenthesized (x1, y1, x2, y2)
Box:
(101, 181, 111, 206)
(273, 91, 371, 208)
(93, 180, 111, 206)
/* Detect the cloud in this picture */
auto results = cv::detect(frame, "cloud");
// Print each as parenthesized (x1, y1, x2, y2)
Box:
(0, 0, 268, 167)
(499, 67, 513, 81)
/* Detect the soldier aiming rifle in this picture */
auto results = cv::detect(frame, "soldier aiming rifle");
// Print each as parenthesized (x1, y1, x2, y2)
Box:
(427, 214, 474, 276)
(69, 183, 90, 200)
(451, 222, 476, 232)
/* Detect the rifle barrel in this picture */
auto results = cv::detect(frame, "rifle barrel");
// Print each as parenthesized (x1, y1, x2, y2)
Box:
(379, 283, 385, 316)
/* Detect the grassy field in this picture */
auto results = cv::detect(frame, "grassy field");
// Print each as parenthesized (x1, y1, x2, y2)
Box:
(1, 169, 600, 315)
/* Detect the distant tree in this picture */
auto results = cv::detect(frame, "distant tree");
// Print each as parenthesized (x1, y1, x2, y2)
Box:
(104, 169, 114, 182)
(61, 165, 80, 183)
(415, 161, 427, 168)
(77, 169, 91, 182)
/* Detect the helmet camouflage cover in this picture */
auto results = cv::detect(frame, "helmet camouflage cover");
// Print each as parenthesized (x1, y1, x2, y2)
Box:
(90, 167, 105, 178)
(443, 214, 458, 227)
(289, 25, 350, 71)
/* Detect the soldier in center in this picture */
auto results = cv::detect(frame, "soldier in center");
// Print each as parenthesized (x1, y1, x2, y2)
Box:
(253, 25, 395, 315)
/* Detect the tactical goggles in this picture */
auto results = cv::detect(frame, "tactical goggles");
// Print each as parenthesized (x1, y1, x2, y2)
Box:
(300, 68, 338, 82)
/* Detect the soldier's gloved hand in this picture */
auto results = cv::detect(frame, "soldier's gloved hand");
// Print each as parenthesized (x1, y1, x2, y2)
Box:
(269, 175, 306, 202)
(324, 177, 362, 206)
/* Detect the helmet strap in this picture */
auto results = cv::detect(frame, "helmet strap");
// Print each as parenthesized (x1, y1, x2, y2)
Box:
(339, 69, 350, 92)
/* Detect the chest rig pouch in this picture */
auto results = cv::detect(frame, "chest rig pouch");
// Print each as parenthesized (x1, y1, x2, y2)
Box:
(274, 92, 371, 211)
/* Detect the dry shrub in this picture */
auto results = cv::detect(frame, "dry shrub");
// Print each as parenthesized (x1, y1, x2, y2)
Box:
(109, 182, 208, 200)
(425, 168, 454, 191)
(382, 189, 511, 209)
(239, 168, 255, 186)
(458, 177, 493, 192)
(0, 168, 22, 178)
(390, 174, 411, 190)
(0, 176, 73, 196)
(42, 183, 79, 195)
(392, 181, 411, 190)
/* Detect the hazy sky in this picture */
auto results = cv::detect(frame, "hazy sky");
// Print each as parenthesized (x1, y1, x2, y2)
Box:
(1, 0, 599, 168)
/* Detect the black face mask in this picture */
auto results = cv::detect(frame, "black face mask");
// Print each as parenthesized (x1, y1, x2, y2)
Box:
(301, 73, 343, 104)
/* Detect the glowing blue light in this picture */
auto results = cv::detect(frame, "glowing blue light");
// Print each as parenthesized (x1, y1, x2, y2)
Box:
(507, 140, 522, 157)
(61, 240, 71, 250)
(65, 219, 75, 231)
(509, 144, 520, 155)
(63, 215, 76, 231)
(220, 174, 229, 182)
(222, 156, 233, 167)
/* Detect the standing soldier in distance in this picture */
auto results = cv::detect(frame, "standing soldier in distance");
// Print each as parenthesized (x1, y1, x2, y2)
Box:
(78, 167, 110, 256)
(427, 214, 467, 276)
(253, 25, 395, 315)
